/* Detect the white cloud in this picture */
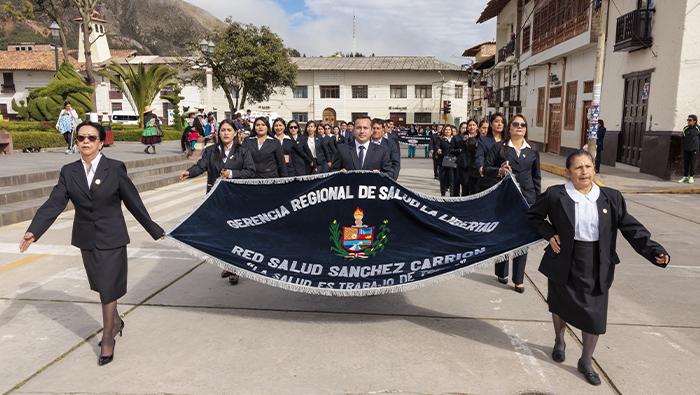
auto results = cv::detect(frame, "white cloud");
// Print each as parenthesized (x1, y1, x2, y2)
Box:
(183, 0, 496, 63)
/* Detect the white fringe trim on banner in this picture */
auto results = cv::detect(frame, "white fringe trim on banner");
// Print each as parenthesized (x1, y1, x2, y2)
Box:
(165, 235, 547, 297)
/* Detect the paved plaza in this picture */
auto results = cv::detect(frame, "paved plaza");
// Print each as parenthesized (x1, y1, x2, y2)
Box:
(0, 145, 698, 395)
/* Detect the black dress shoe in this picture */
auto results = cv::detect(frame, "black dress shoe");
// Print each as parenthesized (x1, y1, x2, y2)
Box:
(229, 276, 239, 285)
(99, 319, 124, 346)
(98, 343, 115, 366)
(552, 348, 565, 363)
(578, 359, 601, 385)
(514, 285, 525, 293)
(221, 270, 232, 278)
(497, 277, 508, 284)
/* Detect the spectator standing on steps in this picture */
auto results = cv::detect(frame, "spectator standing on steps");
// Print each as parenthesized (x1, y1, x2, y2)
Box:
(594, 120, 606, 173)
(56, 101, 81, 155)
(679, 114, 699, 184)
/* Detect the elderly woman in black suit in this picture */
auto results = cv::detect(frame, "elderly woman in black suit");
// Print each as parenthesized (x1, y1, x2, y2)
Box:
(304, 121, 331, 173)
(527, 150, 669, 385)
(179, 119, 256, 285)
(20, 121, 164, 366)
(476, 113, 505, 191)
(484, 114, 541, 293)
(272, 118, 314, 177)
(247, 117, 288, 178)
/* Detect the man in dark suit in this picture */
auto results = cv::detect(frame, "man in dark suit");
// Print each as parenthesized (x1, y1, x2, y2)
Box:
(331, 116, 393, 178)
(385, 119, 400, 147)
(20, 121, 163, 366)
(371, 118, 401, 180)
(345, 121, 355, 143)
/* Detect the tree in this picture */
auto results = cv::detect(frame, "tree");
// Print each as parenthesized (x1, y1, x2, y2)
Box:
(289, 48, 301, 57)
(179, 19, 298, 114)
(160, 86, 185, 131)
(29, 0, 74, 64)
(11, 99, 30, 120)
(70, 0, 101, 107)
(0, 1, 34, 20)
(98, 61, 178, 127)
(28, 59, 94, 121)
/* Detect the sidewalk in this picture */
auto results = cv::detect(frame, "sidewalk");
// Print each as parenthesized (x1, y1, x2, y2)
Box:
(539, 152, 700, 193)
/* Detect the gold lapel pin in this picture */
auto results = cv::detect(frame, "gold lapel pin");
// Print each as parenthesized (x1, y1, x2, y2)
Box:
(523, 154, 526, 158)
(229, 155, 234, 159)
(603, 208, 608, 214)
(95, 179, 101, 185)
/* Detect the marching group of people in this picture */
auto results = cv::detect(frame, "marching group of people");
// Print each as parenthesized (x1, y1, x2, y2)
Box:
(20, 111, 671, 385)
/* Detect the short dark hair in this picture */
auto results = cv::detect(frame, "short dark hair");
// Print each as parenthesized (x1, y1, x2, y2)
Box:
(340, 121, 347, 126)
(63, 100, 71, 108)
(372, 118, 385, 127)
(354, 116, 371, 125)
(565, 149, 594, 169)
(689, 115, 697, 122)
(246, 109, 251, 113)
(598, 119, 604, 127)
(385, 119, 393, 124)
(75, 121, 106, 142)
(347, 121, 354, 126)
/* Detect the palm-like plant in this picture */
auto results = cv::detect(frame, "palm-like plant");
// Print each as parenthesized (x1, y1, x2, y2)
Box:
(98, 61, 178, 127)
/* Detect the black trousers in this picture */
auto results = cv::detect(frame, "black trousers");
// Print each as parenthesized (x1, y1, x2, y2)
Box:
(432, 156, 439, 178)
(466, 175, 480, 195)
(438, 165, 455, 196)
(683, 150, 697, 177)
(63, 132, 72, 149)
(595, 149, 603, 172)
(495, 253, 527, 285)
(456, 167, 470, 196)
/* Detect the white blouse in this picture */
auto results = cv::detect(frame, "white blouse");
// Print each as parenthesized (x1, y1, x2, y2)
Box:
(307, 136, 316, 158)
(565, 181, 600, 242)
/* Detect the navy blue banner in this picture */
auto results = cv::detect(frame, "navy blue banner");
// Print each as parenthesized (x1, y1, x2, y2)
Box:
(167, 173, 544, 296)
(398, 135, 432, 147)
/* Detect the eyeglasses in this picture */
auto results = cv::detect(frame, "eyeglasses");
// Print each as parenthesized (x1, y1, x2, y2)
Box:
(76, 135, 98, 142)
(688, 119, 695, 122)
(511, 122, 527, 128)
(289, 126, 299, 129)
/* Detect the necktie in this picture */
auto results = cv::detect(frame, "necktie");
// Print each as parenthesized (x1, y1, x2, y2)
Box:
(358, 145, 365, 169)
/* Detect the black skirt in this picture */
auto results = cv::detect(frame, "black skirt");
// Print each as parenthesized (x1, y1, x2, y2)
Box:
(547, 240, 609, 335)
(80, 246, 128, 304)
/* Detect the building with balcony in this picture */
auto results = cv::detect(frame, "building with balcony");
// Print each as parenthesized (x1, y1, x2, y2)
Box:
(478, 0, 602, 157)
(599, 0, 699, 180)
(462, 41, 495, 121)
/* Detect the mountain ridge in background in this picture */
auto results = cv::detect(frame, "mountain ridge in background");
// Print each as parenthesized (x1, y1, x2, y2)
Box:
(0, 0, 226, 55)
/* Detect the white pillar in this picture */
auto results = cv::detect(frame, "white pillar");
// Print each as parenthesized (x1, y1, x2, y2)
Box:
(206, 67, 213, 114)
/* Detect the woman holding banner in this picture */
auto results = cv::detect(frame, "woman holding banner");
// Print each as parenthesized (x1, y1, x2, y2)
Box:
(476, 113, 505, 191)
(527, 150, 669, 385)
(272, 118, 314, 177)
(179, 119, 256, 284)
(484, 114, 540, 293)
(247, 117, 288, 178)
(436, 126, 457, 197)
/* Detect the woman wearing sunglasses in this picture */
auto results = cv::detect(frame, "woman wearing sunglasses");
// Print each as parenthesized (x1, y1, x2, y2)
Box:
(483, 114, 541, 293)
(272, 118, 314, 177)
(20, 121, 164, 366)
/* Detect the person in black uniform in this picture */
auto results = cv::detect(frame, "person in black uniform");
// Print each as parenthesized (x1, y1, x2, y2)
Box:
(527, 150, 669, 386)
(457, 120, 481, 196)
(331, 116, 393, 177)
(20, 121, 164, 366)
(287, 120, 315, 176)
(246, 117, 288, 178)
(271, 118, 314, 177)
(484, 114, 541, 293)
(179, 119, 256, 285)
(435, 126, 457, 197)
(429, 124, 443, 180)
(370, 118, 401, 180)
(476, 113, 505, 191)
(304, 121, 331, 174)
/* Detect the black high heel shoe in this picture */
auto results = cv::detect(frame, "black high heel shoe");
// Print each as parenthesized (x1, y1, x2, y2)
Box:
(99, 319, 124, 346)
(98, 342, 115, 366)
(497, 277, 508, 284)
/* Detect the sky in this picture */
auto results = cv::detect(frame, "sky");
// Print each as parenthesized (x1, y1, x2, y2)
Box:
(183, 0, 497, 65)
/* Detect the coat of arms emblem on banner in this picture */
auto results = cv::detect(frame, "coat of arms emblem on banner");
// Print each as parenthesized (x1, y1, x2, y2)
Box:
(330, 208, 390, 259)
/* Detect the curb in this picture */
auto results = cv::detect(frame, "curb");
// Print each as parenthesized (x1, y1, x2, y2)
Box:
(539, 162, 699, 194)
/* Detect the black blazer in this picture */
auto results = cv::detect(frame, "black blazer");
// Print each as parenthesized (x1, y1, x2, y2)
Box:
(291, 134, 315, 176)
(186, 144, 256, 192)
(428, 133, 441, 157)
(246, 136, 289, 178)
(342, 130, 353, 143)
(387, 131, 400, 146)
(476, 135, 500, 189)
(331, 142, 393, 178)
(375, 138, 401, 180)
(436, 137, 457, 163)
(305, 134, 330, 172)
(279, 135, 313, 177)
(27, 156, 163, 250)
(483, 142, 541, 205)
(527, 185, 668, 293)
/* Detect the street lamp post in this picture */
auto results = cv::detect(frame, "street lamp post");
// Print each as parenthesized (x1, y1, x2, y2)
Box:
(200, 39, 215, 115)
(49, 22, 60, 72)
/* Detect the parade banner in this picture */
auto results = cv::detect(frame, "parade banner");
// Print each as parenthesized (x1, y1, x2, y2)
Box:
(398, 135, 431, 147)
(167, 172, 545, 296)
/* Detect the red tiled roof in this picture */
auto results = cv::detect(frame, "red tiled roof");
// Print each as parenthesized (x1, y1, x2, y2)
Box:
(477, 0, 511, 24)
(462, 41, 496, 57)
(0, 49, 137, 71)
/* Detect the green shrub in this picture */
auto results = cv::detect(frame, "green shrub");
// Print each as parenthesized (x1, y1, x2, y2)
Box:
(112, 130, 180, 141)
(11, 132, 66, 150)
(0, 121, 55, 132)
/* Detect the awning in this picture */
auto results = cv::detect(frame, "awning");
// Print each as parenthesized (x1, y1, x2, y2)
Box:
(477, 0, 511, 24)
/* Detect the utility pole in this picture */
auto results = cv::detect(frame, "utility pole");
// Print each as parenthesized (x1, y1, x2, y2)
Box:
(589, 0, 610, 157)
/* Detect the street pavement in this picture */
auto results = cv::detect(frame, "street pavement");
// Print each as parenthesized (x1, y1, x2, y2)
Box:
(0, 145, 698, 395)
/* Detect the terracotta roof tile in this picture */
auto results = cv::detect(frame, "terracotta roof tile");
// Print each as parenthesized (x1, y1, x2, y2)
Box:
(0, 49, 137, 71)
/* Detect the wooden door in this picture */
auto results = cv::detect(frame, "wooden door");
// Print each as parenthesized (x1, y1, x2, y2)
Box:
(390, 112, 407, 127)
(620, 72, 650, 166)
(548, 103, 561, 154)
(322, 108, 336, 126)
(581, 100, 592, 148)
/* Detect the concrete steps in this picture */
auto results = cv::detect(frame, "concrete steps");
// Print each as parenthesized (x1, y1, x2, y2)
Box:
(0, 153, 193, 227)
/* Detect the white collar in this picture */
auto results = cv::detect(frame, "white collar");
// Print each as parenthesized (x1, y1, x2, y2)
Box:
(355, 139, 370, 150)
(508, 139, 532, 150)
(250, 136, 273, 140)
(80, 152, 102, 171)
(565, 181, 600, 203)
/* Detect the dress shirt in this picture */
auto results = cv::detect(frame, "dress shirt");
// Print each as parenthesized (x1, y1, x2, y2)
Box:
(565, 181, 600, 241)
(308, 136, 316, 158)
(81, 152, 102, 188)
(220, 145, 235, 178)
(257, 136, 272, 150)
(508, 139, 532, 158)
(355, 140, 371, 160)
